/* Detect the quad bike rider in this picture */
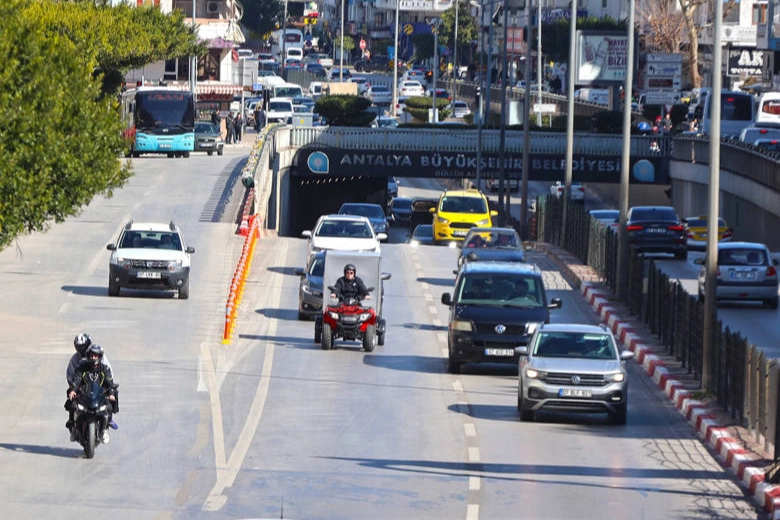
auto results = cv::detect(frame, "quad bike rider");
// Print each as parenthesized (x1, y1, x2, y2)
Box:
(319, 263, 379, 351)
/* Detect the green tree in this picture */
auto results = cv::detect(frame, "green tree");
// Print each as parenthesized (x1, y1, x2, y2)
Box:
(315, 95, 375, 126)
(0, 0, 131, 250)
(27, 0, 202, 96)
(240, 0, 285, 40)
(440, 1, 478, 66)
(411, 34, 435, 62)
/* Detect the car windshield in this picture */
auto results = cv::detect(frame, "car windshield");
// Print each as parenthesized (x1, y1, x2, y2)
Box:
(718, 248, 769, 266)
(456, 274, 544, 307)
(316, 220, 373, 238)
(531, 332, 617, 359)
(441, 196, 487, 213)
(371, 86, 390, 93)
(392, 199, 412, 210)
(340, 205, 384, 219)
(195, 122, 217, 133)
(121, 231, 182, 250)
(270, 101, 292, 111)
(630, 207, 678, 221)
(464, 230, 518, 248)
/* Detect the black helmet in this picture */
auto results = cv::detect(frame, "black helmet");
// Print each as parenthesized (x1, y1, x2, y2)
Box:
(344, 263, 356, 274)
(86, 344, 104, 367)
(74, 333, 93, 356)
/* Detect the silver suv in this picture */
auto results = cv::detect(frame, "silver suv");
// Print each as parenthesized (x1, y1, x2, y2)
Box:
(516, 323, 634, 424)
(106, 221, 195, 299)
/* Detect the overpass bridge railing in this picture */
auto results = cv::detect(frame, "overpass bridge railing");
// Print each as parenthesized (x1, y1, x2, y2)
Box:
(287, 127, 671, 157)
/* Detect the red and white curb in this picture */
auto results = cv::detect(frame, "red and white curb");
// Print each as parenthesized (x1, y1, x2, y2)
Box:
(581, 281, 780, 518)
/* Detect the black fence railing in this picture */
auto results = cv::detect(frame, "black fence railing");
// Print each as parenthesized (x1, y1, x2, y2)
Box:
(535, 197, 779, 456)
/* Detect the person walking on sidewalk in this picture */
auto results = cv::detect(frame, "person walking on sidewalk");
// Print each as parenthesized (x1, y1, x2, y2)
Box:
(235, 112, 244, 144)
(225, 112, 235, 145)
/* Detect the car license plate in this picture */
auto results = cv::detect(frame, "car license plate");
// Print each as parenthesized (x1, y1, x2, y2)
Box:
(559, 388, 592, 398)
(137, 271, 161, 279)
(201, 142, 214, 147)
(159, 143, 171, 149)
(484, 348, 514, 356)
(453, 230, 468, 237)
(731, 271, 756, 280)
(646, 228, 665, 233)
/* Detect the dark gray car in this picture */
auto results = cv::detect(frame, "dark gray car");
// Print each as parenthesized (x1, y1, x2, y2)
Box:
(625, 206, 687, 260)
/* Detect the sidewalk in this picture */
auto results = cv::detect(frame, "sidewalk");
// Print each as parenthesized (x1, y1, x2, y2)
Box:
(532, 241, 780, 518)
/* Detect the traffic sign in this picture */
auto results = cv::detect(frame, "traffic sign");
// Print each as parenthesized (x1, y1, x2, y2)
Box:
(359, 38, 366, 50)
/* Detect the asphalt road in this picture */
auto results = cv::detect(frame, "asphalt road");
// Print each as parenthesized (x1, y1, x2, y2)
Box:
(0, 155, 766, 519)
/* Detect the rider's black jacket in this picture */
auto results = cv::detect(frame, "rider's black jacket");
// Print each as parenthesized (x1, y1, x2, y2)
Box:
(333, 275, 369, 301)
(72, 360, 117, 396)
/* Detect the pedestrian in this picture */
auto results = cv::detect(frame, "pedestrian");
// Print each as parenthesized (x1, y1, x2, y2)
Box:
(254, 106, 266, 131)
(662, 113, 673, 135)
(235, 112, 244, 143)
(225, 112, 235, 145)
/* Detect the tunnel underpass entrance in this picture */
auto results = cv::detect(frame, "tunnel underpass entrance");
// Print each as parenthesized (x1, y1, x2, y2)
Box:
(289, 175, 387, 237)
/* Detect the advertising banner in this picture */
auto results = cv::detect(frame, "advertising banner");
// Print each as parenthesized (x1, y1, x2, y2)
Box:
(575, 31, 630, 85)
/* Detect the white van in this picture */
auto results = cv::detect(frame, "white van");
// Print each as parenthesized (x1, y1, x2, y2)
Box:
(273, 82, 304, 100)
(694, 88, 755, 139)
(286, 48, 304, 61)
(754, 92, 780, 127)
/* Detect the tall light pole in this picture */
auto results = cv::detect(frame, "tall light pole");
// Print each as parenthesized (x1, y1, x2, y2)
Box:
(453, 0, 459, 97)
(561, 0, 577, 242)
(432, 18, 440, 122)
(190, 0, 197, 97)
(281, 0, 289, 79)
(475, 0, 485, 187)
(392, 0, 401, 118)
(339, 0, 346, 81)
(535, 0, 543, 126)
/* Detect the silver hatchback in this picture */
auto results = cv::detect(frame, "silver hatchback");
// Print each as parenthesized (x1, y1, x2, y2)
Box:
(696, 241, 779, 309)
(516, 323, 634, 424)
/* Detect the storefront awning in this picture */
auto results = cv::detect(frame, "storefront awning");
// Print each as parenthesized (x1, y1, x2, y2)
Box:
(196, 83, 245, 101)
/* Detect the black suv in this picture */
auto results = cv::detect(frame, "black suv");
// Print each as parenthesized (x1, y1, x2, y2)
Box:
(441, 262, 562, 374)
(625, 206, 687, 260)
(354, 55, 391, 72)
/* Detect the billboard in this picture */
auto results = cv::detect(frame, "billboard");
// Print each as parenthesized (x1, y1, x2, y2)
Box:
(575, 31, 630, 85)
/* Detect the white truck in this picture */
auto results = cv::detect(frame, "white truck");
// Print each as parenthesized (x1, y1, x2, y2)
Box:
(574, 88, 609, 105)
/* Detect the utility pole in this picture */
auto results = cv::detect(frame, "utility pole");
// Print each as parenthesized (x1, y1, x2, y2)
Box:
(562, 0, 577, 243)
(432, 18, 440, 122)
(521, 0, 533, 239)
(191, 0, 197, 97)
(281, 0, 289, 79)
(392, 0, 401, 118)
(453, 0, 459, 98)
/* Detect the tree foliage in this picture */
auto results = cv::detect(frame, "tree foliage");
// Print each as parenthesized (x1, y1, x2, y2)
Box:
(240, 0, 285, 40)
(315, 95, 374, 126)
(0, 0, 201, 250)
(439, 1, 478, 65)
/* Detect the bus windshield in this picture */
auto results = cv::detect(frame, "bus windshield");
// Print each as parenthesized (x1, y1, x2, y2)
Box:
(274, 85, 304, 99)
(136, 91, 196, 130)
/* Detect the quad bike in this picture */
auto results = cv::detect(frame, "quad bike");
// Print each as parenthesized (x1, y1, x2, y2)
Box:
(314, 287, 386, 351)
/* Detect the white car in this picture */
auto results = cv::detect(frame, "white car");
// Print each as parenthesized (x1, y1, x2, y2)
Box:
(398, 80, 425, 97)
(449, 100, 471, 119)
(550, 181, 585, 201)
(301, 214, 387, 260)
(366, 85, 392, 105)
(266, 97, 294, 124)
(402, 70, 426, 82)
(349, 77, 370, 95)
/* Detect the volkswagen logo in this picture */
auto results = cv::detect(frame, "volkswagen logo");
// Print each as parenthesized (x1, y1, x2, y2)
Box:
(146, 261, 155, 268)
(494, 324, 506, 334)
(570, 375, 581, 385)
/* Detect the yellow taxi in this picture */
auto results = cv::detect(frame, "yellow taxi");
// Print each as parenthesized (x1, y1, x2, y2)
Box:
(683, 215, 733, 250)
(430, 188, 498, 243)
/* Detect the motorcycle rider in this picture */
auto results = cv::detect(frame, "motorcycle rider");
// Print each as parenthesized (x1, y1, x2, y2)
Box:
(66, 333, 117, 440)
(330, 263, 370, 301)
(68, 344, 118, 444)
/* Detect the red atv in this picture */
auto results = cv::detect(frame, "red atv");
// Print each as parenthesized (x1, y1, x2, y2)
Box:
(316, 287, 379, 351)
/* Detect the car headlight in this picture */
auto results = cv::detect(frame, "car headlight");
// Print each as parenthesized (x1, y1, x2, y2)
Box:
(605, 372, 626, 383)
(451, 319, 472, 332)
(167, 260, 183, 271)
(328, 311, 339, 319)
(436, 216, 450, 225)
(525, 322, 543, 335)
(302, 285, 322, 296)
(410, 240, 420, 247)
(476, 218, 491, 226)
(525, 368, 546, 380)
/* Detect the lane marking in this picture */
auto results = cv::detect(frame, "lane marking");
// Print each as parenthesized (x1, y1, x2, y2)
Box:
(464, 423, 477, 437)
(468, 447, 480, 462)
(466, 503, 480, 520)
(469, 476, 481, 491)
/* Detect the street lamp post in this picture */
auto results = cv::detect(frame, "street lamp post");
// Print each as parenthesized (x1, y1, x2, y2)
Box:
(392, 0, 401, 118)
(281, 0, 289, 79)
(453, 0, 459, 97)
(536, 0, 543, 126)
(339, 0, 346, 81)
(432, 18, 440, 122)
(191, 0, 197, 97)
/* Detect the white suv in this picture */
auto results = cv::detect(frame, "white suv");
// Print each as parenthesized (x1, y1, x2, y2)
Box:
(301, 214, 386, 261)
(106, 221, 195, 299)
(266, 97, 294, 124)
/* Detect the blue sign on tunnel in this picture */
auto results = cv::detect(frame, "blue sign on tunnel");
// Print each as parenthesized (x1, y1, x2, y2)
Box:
(294, 147, 668, 184)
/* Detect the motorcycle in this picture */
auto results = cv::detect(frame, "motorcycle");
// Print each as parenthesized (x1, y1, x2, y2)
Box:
(70, 379, 115, 458)
(317, 286, 380, 352)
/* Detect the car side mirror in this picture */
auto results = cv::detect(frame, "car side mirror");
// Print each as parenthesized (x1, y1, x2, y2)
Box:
(381, 272, 392, 281)
(620, 350, 635, 361)
(515, 346, 529, 356)
(294, 268, 305, 277)
(548, 298, 562, 309)
(186, 247, 195, 254)
(377, 233, 388, 241)
(301, 230, 312, 238)
(429, 207, 436, 213)
(490, 210, 499, 217)
(106, 244, 116, 251)
(441, 293, 453, 306)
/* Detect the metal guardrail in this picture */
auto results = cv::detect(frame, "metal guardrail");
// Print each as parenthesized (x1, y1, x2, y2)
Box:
(288, 126, 672, 157)
(536, 198, 779, 456)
